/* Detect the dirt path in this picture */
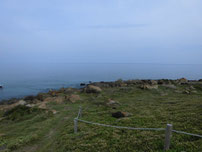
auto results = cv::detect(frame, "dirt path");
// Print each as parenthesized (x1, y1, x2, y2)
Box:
(14, 106, 76, 152)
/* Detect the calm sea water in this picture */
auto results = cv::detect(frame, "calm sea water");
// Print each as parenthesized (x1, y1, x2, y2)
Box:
(0, 63, 202, 101)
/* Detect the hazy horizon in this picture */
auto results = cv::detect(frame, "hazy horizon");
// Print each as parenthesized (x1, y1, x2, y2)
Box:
(1, 63, 202, 100)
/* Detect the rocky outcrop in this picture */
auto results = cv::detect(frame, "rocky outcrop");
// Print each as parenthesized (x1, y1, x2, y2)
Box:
(157, 79, 173, 85)
(18, 100, 26, 106)
(24, 96, 35, 101)
(48, 90, 58, 97)
(48, 88, 75, 97)
(150, 80, 158, 85)
(37, 102, 47, 109)
(89, 79, 185, 88)
(140, 84, 158, 90)
(90, 80, 128, 88)
(80, 83, 86, 86)
(67, 95, 81, 103)
(177, 78, 188, 84)
(35, 93, 50, 101)
(125, 80, 142, 86)
(55, 96, 65, 103)
(63, 88, 79, 94)
(84, 85, 102, 93)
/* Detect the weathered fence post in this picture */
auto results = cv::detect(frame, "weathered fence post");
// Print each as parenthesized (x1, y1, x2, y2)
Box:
(79, 106, 82, 118)
(164, 124, 173, 151)
(74, 118, 78, 133)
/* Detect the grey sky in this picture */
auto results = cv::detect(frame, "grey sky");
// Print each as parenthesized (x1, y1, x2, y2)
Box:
(0, 0, 202, 64)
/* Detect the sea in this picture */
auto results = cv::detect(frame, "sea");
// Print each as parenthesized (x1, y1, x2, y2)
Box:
(0, 63, 202, 101)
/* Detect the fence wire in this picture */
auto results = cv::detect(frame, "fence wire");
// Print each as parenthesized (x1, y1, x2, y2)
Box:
(76, 106, 82, 119)
(76, 118, 165, 131)
(172, 130, 202, 138)
(76, 107, 202, 138)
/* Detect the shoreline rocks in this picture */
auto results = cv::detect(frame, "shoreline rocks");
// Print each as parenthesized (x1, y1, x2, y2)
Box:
(84, 85, 102, 93)
(1, 78, 201, 111)
(140, 84, 158, 90)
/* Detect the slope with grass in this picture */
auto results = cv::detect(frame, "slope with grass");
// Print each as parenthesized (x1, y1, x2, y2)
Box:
(0, 80, 202, 152)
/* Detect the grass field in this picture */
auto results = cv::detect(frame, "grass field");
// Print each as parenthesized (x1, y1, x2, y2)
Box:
(0, 83, 202, 152)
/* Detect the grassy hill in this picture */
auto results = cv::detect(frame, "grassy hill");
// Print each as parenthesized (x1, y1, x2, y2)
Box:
(0, 79, 202, 152)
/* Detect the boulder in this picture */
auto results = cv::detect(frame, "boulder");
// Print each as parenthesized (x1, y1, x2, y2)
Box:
(84, 85, 102, 93)
(68, 95, 81, 103)
(112, 111, 125, 118)
(112, 111, 132, 118)
(80, 83, 86, 86)
(106, 99, 119, 106)
(38, 102, 47, 109)
(150, 80, 158, 85)
(54, 96, 65, 104)
(178, 78, 188, 84)
(18, 100, 26, 106)
(157, 80, 164, 85)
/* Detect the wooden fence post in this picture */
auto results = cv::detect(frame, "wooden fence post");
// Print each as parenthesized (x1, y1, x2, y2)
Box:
(164, 124, 173, 151)
(79, 106, 82, 118)
(74, 118, 78, 133)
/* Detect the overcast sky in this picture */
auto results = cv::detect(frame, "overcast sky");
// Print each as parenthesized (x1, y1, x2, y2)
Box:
(0, 0, 202, 64)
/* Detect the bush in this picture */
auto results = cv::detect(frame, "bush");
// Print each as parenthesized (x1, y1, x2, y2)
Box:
(3, 105, 41, 121)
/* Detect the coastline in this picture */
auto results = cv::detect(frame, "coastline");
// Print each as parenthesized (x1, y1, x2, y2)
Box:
(1, 78, 201, 105)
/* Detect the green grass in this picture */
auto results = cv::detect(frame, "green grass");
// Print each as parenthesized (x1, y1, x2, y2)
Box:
(0, 84, 202, 152)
